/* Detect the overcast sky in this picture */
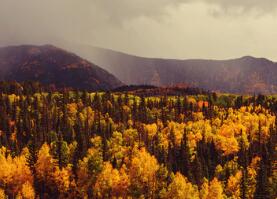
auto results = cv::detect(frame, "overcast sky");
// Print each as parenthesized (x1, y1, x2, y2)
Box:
(1, 0, 277, 60)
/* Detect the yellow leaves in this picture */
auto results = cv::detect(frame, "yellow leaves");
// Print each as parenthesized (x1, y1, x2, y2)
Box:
(8, 94, 19, 103)
(214, 124, 239, 156)
(20, 181, 35, 199)
(207, 178, 225, 199)
(212, 118, 222, 128)
(130, 148, 159, 182)
(129, 148, 159, 195)
(0, 188, 5, 199)
(144, 123, 158, 140)
(81, 106, 95, 127)
(159, 127, 170, 151)
(106, 100, 113, 109)
(226, 171, 242, 199)
(214, 165, 223, 179)
(122, 105, 131, 114)
(219, 124, 235, 137)
(94, 162, 130, 198)
(199, 178, 209, 199)
(114, 166, 130, 196)
(168, 121, 185, 146)
(192, 112, 204, 121)
(240, 106, 247, 113)
(10, 132, 17, 143)
(52, 167, 72, 193)
(94, 162, 116, 197)
(157, 119, 164, 130)
(77, 137, 104, 194)
(67, 103, 78, 125)
(108, 131, 127, 166)
(0, 147, 33, 196)
(127, 119, 133, 128)
(35, 143, 57, 180)
(76, 156, 90, 191)
(122, 128, 139, 148)
(67, 103, 78, 116)
(90, 136, 102, 149)
(185, 120, 211, 156)
(187, 97, 197, 105)
(223, 157, 240, 175)
(187, 130, 203, 152)
(247, 156, 261, 198)
(250, 156, 261, 168)
(215, 135, 239, 156)
(35, 143, 72, 194)
(209, 106, 275, 156)
(0, 92, 276, 199)
(166, 172, 199, 199)
(200, 177, 225, 199)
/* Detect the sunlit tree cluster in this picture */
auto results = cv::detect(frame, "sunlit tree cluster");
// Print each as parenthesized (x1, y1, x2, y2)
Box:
(0, 82, 276, 198)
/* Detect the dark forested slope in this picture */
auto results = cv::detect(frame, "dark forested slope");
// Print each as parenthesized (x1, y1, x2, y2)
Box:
(0, 45, 123, 91)
(66, 44, 277, 94)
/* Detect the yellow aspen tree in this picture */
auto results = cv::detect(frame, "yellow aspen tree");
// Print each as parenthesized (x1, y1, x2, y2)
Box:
(129, 147, 159, 198)
(0, 188, 6, 199)
(199, 178, 209, 199)
(0, 147, 33, 197)
(94, 162, 130, 198)
(207, 178, 225, 199)
(144, 123, 158, 140)
(226, 171, 242, 199)
(166, 172, 199, 199)
(20, 181, 35, 199)
(247, 156, 261, 198)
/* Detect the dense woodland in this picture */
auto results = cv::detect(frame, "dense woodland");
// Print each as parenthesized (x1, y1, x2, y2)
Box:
(0, 82, 276, 199)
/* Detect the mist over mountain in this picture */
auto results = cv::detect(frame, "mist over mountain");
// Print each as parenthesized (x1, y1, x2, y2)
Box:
(63, 44, 277, 94)
(0, 45, 123, 91)
(1, 43, 276, 94)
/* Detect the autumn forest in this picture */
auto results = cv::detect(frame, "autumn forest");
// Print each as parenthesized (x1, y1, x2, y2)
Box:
(0, 82, 276, 199)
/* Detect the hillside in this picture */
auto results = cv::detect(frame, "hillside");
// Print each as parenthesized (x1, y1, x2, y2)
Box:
(64, 44, 277, 94)
(0, 82, 276, 198)
(0, 45, 123, 91)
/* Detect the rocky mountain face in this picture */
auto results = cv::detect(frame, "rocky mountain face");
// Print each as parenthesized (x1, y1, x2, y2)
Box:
(0, 45, 123, 91)
(65, 45, 277, 94)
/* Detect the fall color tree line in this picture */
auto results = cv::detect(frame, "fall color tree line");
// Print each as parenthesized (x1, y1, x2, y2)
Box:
(0, 81, 276, 199)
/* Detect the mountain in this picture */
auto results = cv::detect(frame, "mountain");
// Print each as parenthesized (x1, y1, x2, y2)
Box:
(63, 44, 277, 94)
(0, 45, 122, 91)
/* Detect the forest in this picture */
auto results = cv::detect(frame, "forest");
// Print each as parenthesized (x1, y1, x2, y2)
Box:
(0, 81, 276, 199)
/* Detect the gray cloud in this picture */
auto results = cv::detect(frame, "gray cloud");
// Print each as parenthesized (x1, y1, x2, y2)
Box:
(0, 0, 182, 45)
(84, 0, 277, 21)
(0, 0, 276, 60)
(209, 0, 277, 12)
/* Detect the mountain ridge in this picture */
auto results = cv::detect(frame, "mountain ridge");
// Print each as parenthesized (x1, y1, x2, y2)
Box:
(67, 44, 276, 63)
(62, 44, 277, 94)
(0, 44, 123, 91)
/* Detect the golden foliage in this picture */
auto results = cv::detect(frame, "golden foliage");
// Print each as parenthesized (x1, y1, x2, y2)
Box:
(0, 147, 33, 196)
(0, 188, 6, 199)
(35, 143, 72, 194)
(226, 171, 242, 199)
(129, 147, 159, 197)
(207, 178, 225, 199)
(247, 156, 261, 198)
(94, 162, 130, 198)
(166, 172, 199, 199)
(144, 123, 158, 140)
(20, 181, 35, 199)
(199, 178, 209, 199)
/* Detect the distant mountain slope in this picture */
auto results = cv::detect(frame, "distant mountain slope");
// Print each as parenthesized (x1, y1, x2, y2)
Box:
(64, 44, 277, 94)
(0, 45, 123, 91)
